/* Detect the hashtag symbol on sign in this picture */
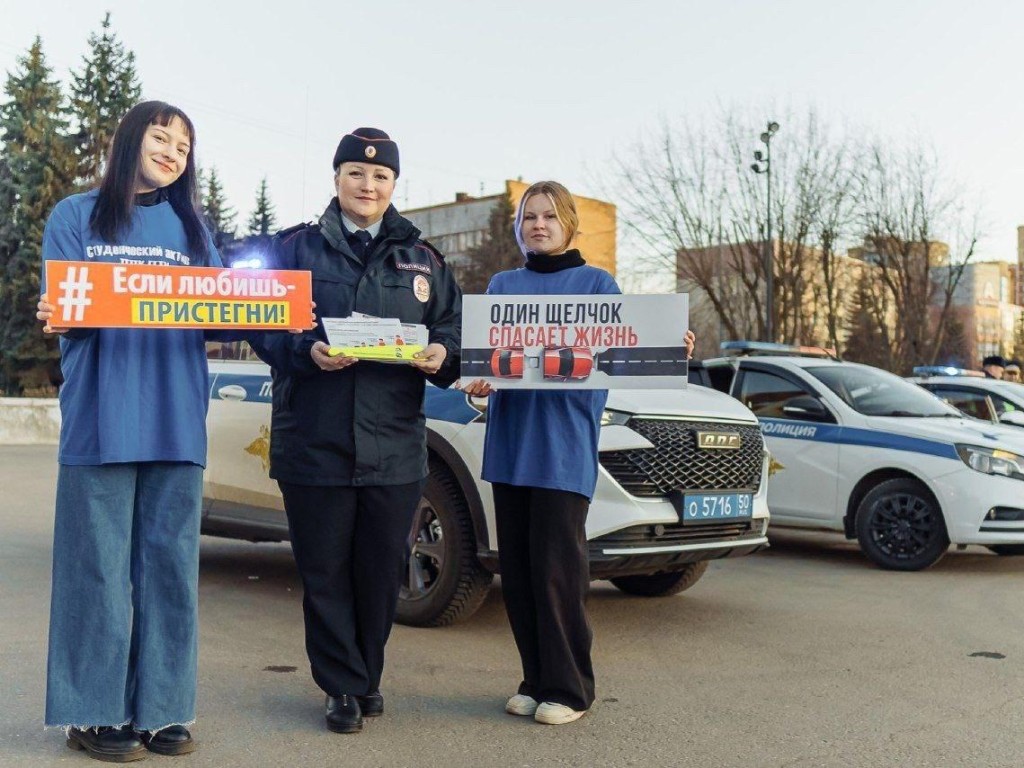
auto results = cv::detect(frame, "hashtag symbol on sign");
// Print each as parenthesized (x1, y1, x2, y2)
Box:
(58, 266, 94, 322)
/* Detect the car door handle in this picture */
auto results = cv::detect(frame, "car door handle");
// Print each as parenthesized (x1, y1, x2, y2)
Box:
(217, 384, 248, 401)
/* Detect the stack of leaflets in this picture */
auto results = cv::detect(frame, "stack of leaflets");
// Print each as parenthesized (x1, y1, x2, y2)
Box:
(322, 312, 427, 363)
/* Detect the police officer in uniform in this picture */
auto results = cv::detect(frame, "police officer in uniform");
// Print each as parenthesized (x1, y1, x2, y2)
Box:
(982, 355, 1006, 380)
(250, 128, 461, 733)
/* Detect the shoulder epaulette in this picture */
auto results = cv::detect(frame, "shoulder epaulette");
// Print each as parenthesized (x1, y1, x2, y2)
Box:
(274, 221, 316, 244)
(415, 239, 446, 267)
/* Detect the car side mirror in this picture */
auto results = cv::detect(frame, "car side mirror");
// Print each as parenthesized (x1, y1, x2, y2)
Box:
(998, 411, 1024, 427)
(782, 395, 830, 421)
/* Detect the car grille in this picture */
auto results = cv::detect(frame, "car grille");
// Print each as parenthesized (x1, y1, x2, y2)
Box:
(592, 518, 765, 550)
(599, 419, 763, 497)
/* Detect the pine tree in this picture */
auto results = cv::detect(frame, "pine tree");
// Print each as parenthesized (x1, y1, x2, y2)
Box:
(246, 177, 277, 236)
(0, 37, 76, 394)
(0, 155, 17, 388)
(454, 194, 523, 294)
(201, 167, 236, 248)
(69, 13, 142, 188)
(933, 309, 970, 369)
(840, 274, 892, 370)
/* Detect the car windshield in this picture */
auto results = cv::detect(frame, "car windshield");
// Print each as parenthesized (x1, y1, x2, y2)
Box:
(806, 365, 960, 417)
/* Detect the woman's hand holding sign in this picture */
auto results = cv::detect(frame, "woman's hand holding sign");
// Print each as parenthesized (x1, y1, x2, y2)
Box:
(37, 295, 66, 334)
(458, 379, 494, 397)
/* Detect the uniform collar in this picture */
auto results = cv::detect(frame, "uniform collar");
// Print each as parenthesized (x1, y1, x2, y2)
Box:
(340, 212, 382, 240)
(318, 198, 419, 254)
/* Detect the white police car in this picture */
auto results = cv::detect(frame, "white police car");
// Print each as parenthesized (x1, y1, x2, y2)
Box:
(909, 368, 1024, 429)
(703, 343, 1024, 570)
(203, 343, 770, 626)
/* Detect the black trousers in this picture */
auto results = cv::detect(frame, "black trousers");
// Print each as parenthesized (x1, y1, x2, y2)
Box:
(493, 483, 595, 711)
(279, 480, 422, 697)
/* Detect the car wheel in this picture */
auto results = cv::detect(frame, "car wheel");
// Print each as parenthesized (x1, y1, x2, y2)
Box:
(396, 459, 493, 627)
(986, 545, 1024, 556)
(609, 562, 709, 597)
(855, 478, 949, 571)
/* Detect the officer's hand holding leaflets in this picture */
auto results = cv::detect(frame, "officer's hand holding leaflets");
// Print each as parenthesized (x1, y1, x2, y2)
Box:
(317, 312, 446, 375)
(409, 342, 448, 375)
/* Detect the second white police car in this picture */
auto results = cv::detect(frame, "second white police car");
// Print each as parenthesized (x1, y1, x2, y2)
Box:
(703, 342, 1024, 570)
(909, 367, 1024, 429)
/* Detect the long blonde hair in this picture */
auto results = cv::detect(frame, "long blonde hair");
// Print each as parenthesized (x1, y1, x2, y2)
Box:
(513, 180, 580, 255)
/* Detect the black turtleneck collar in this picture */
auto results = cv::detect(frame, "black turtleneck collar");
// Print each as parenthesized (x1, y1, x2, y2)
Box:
(524, 248, 586, 273)
(135, 187, 168, 207)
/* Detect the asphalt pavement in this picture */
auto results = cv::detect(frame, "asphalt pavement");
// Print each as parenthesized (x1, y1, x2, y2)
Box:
(1, 445, 1022, 767)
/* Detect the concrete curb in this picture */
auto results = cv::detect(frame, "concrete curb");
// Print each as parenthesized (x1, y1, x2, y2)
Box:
(0, 398, 60, 445)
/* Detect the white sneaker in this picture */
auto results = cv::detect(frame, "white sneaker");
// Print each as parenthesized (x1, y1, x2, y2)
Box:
(505, 694, 539, 716)
(534, 702, 586, 725)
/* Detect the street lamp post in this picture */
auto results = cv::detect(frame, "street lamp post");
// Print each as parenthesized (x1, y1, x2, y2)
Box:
(751, 120, 779, 342)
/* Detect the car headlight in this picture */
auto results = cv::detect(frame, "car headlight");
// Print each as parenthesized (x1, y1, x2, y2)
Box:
(956, 444, 1024, 481)
(600, 409, 631, 427)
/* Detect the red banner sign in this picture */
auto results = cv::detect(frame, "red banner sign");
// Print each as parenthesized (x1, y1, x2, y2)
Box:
(44, 261, 314, 330)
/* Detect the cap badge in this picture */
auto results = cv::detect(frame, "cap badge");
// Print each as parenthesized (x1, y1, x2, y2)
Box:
(365, 145, 377, 159)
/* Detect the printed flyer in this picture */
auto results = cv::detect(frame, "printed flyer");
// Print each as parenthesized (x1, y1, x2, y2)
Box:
(461, 294, 689, 389)
(323, 313, 428, 362)
(43, 261, 314, 330)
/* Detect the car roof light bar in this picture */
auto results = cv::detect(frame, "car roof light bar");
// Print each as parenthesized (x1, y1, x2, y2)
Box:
(720, 340, 837, 359)
(911, 366, 986, 378)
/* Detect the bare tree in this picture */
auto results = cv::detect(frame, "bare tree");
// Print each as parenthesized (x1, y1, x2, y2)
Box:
(609, 109, 858, 350)
(854, 142, 979, 373)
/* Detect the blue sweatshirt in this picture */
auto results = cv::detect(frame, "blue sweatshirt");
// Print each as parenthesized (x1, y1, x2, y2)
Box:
(480, 264, 620, 499)
(41, 190, 221, 466)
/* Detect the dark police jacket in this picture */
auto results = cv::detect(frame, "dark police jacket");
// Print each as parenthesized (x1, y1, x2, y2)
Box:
(249, 199, 462, 487)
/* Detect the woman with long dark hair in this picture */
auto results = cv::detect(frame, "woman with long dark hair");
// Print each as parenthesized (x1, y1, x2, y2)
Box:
(36, 100, 218, 761)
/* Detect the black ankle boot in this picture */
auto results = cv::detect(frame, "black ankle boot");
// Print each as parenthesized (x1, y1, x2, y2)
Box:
(66, 726, 146, 762)
(357, 690, 384, 717)
(325, 694, 363, 733)
(140, 724, 196, 756)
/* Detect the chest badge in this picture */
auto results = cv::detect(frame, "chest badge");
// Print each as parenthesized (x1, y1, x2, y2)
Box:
(414, 274, 430, 303)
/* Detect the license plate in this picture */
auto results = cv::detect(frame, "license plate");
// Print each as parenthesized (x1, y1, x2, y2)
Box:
(680, 493, 753, 524)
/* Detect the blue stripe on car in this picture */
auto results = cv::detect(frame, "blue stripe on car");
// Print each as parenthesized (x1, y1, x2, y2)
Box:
(424, 388, 480, 424)
(209, 372, 479, 425)
(759, 418, 960, 460)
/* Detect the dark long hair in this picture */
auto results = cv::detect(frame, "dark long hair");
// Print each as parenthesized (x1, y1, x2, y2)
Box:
(89, 100, 210, 264)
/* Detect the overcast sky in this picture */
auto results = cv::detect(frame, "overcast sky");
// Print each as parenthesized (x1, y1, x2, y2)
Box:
(2, 0, 1022, 270)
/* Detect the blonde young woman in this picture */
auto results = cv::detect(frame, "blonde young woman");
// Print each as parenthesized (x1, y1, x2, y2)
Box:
(462, 181, 694, 724)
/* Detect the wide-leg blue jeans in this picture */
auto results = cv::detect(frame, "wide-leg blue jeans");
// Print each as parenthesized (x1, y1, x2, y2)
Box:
(45, 462, 203, 731)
